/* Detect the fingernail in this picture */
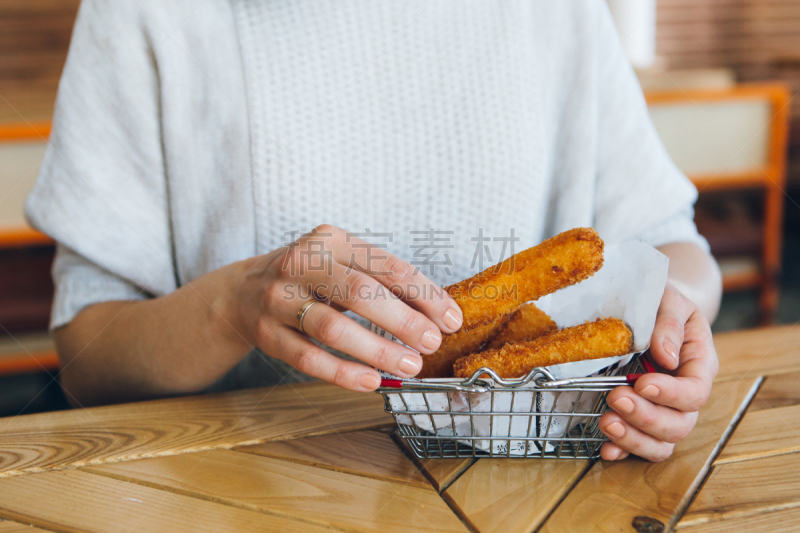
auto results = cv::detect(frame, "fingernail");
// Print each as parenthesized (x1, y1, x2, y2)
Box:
(612, 397, 635, 414)
(421, 329, 442, 351)
(398, 355, 422, 375)
(443, 308, 462, 331)
(640, 385, 659, 399)
(663, 339, 679, 365)
(604, 422, 625, 438)
(359, 373, 381, 390)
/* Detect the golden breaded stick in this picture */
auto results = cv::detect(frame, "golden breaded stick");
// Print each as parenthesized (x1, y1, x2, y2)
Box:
(446, 228, 603, 332)
(453, 317, 632, 379)
(484, 302, 557, 350)
(417, 312, 512, 379)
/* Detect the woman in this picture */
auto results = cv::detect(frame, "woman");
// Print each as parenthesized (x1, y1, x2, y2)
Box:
(26, 0, 721, 463)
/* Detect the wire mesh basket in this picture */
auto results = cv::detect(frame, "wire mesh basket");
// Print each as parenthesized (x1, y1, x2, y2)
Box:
(377, 353, 650, 459)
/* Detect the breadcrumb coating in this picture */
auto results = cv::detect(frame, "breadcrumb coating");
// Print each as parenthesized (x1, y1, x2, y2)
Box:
(453, 317, 632, 379)
(484, 302, 557, 350)
(445, 228, 603, 332)
(417, 312, 512, 379)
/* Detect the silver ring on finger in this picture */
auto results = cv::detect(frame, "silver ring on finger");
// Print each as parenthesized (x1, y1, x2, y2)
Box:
(296, 300, 321, 334)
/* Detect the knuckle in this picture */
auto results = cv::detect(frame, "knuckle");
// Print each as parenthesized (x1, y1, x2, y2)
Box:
(638, 411, 658, 431)
(371, 342, 392, 371)
(313, 224, 339, 236)
(262, 282, 286, 313)
(294, 347, 322, 375)
(664, 417, 693, 443)
(332, 363, 350, 388)
(346, 273, 374, 301)
(691, 389, 710, 412)
(669, 423, 693, 443)
(385, 256, 415, 285)
(315, 313, 347, 345)
(660, 317, 684, 338)
(278, 248, 301, 278)
(396, 311, 421, 337)
(651, 444, 674, 463)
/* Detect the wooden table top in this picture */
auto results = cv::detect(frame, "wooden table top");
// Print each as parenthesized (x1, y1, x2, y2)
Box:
(0, 325, 798, 532)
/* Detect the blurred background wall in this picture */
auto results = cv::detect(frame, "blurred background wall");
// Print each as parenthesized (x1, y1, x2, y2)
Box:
(0, 0, 798, 416)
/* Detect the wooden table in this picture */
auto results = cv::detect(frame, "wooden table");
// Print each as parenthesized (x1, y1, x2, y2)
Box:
(0, 325, 798, 532)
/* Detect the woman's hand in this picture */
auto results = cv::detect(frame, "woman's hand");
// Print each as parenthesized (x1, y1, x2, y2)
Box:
(224, 225, 463, 392)
(598, 283, 719, 462)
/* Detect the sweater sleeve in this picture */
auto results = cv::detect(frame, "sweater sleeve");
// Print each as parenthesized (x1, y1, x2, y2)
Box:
(590, 1, 709, 252)
(25, 0, 177, 328)
(50, 245, 150, 330)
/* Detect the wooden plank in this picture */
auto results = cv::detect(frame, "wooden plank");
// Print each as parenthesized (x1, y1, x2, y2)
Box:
(235, 430, 432, 489)
(0, 521, 49, 533)
(714, 325, 800, 380)
(538, 377, 760, 533)
(678, 452, 800, 529)
(748, 371, 800, 412)
(0, 381, 393, 477)
(444, 459, 590, 533)
(85, 449, 468, 533)
(0, 469, 329, 533)
(392, 433, 475, 492)
(716, 403, 800, 464)
(678, 507, 800, 533)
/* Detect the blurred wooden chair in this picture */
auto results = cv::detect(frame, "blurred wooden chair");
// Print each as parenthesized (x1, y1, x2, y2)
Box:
(0, 121, 58, 376)
(646, 83, 791, 323)
(0, 333, 58, 377)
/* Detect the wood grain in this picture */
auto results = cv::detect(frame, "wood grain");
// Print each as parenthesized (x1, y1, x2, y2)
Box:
(678, 452, 800, 529)
(0, 382, 393, 477)
(392, 433, 475, 492)
(444, 458, 590, 533)
(748, 371, 800, 412)
(715, 403, 800, 464)
(235, 430, 432, 489)
(84, 449, 468, 533)
(538, 377, 760, 533)
(0, 469, 329, 532)
(678, 506, 800, 533)
(714, 325, 800, 380)
(0, 521, 49, 533)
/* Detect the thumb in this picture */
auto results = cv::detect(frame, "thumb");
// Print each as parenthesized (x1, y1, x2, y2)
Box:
(650, 285, 695, 370)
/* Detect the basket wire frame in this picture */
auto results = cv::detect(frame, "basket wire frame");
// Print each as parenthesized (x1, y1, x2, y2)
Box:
(381, 355, 645, 459)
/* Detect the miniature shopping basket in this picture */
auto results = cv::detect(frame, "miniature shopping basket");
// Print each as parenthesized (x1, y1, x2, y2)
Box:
(377, 353, 651, 459)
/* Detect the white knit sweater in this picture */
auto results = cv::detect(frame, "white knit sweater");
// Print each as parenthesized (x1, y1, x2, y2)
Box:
(26, 0, 706, 389)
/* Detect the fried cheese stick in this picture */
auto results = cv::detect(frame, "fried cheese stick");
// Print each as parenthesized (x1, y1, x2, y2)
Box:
(445, 228, 604, 332)
(418, 227, 603, 378)
(417, 313, 511, 379)
(453, 317, 632, 379)
(484, 302, 557, 350)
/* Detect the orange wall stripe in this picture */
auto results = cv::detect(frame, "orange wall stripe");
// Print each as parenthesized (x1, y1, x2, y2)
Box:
(0, 351, 60, 377)
(0, 227, 55, 249)
(0, 121, 51, 142)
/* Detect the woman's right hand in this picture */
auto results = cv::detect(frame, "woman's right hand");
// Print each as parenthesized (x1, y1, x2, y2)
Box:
(223, 225, 464, 391)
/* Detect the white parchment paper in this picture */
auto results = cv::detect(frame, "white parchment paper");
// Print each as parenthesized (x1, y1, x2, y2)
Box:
(373, 240, 669, 455)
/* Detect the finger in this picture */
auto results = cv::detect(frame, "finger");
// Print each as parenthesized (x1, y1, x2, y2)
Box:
(607, 386, 698, 443)
(294, 261, 444, 355)
(599, 411, 675, 462)
(650, 285, 695, 370)
(600, 442, 629, 461)
(637, 314, 718, 412)
(315, 226, 464, 333)
(256, 320, 381, 391)
(291, 299, 423, 378)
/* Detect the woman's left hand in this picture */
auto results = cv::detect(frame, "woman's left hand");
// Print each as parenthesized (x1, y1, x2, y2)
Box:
(598, 283, 720, 462)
